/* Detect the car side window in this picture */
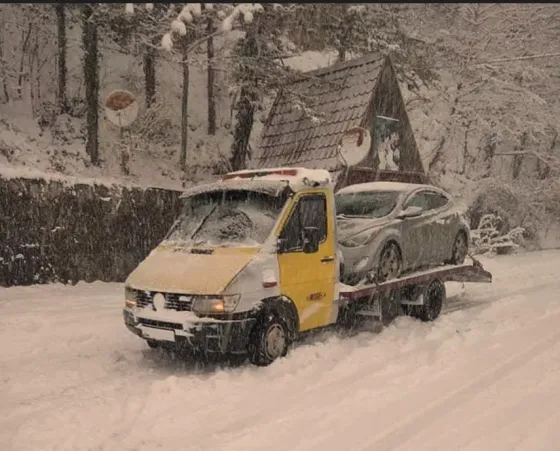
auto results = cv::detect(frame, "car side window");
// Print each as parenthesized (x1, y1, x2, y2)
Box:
(426, 192, 450, 210)
(279, 194, 327, 251)
(404, 192, 430, 212)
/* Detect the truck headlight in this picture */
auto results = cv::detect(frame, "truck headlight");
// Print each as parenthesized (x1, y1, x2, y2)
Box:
(124, 286, 136, 308)
(192, 294, 241, 315)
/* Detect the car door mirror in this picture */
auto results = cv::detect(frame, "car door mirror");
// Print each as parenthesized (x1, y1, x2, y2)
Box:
(397, 205, 423, 219)
(302, 227, 320, 253)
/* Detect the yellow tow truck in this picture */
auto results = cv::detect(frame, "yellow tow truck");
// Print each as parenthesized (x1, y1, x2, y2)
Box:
(122, 167, 492, 366)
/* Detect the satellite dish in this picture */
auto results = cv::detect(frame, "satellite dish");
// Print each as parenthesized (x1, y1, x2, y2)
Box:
(104, 89, 139, 128)
(337, 126, 371, 167)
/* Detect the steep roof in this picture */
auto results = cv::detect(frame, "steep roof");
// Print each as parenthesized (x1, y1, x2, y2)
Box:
(252, 53, 386, 171)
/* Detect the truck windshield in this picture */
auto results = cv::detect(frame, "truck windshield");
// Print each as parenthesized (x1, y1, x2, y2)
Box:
(335, 191, 400, 219)
(165, 190, 286, 247)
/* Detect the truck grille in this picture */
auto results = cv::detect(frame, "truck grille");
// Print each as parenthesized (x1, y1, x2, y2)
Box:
(134, 290, 194, 312)
(138, 318, 183, 330)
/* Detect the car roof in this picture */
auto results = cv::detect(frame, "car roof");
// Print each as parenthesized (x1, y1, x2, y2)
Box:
(336, 181, 445, 196)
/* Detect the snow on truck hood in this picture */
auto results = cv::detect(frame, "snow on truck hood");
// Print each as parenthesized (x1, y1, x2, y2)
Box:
(125, 246, 257, 294)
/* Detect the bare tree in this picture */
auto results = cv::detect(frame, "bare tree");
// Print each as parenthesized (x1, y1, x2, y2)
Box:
(55, 3, 68, 113)
(82, 4, 99, 165)
(206, 15, 216, 136)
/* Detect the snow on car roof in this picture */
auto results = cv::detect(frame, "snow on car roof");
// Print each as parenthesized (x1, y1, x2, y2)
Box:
(336, 181, 437, 195)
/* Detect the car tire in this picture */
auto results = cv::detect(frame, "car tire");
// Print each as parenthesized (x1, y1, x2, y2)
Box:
(376, 242, 402, 283)
(248, 312, 290, 366)
(449, 231, 468, 265)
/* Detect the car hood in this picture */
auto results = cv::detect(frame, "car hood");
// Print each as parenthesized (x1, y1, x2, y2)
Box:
(125, 245, 257, 294)
(336, 217, 390, 241)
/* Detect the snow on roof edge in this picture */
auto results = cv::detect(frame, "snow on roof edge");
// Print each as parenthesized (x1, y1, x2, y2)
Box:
(0, 164, 182, 192)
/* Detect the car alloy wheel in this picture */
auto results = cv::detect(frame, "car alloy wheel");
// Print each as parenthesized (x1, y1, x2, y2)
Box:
(451, 232, 468, 264)
(377, 243, 402, 282)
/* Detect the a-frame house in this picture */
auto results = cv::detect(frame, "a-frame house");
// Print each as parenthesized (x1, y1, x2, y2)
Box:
(251, 52, 427, 188)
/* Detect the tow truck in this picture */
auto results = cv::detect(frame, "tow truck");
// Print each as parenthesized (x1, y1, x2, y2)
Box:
(122, 167, 492, 366)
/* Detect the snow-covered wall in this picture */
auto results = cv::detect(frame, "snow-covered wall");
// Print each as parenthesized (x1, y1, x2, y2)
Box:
(0, 176, 181, 287)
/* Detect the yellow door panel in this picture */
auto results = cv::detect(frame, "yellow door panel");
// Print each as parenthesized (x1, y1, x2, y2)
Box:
(276, 190, 337, 332)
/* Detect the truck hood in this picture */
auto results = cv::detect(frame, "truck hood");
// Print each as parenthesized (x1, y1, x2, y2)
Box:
(125, 247, 256, 294)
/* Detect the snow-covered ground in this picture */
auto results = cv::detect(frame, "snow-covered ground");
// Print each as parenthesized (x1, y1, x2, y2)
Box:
(2, 250, 560, 451)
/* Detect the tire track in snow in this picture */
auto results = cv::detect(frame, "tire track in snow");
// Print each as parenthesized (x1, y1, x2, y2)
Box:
(167, 281, 560, 451)
(352, 309, 560, 451)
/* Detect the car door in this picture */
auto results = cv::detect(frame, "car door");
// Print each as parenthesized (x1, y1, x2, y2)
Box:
(400, 190, 434, 270)
(276, 192, 337, 332)
(424, 191, 453, 263)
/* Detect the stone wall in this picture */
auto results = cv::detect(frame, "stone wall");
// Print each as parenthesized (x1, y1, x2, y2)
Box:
(0, 176, 182, 287)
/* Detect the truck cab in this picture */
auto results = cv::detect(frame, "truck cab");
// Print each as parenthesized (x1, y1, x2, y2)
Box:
(123, 167, 341, 365)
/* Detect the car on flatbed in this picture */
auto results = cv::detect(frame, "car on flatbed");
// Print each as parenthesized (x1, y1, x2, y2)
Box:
(122, 168, 490, 366)
(336, 181, 470, 285)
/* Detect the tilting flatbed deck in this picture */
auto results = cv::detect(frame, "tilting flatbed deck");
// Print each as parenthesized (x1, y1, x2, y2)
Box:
(340, 260, 492, 302)
(337, 258, 493, 324)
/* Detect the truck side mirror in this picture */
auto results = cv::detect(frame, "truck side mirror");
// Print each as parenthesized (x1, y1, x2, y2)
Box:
(302, 227, 320, 253)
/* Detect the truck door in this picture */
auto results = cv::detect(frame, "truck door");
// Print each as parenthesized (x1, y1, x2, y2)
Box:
(277, 192, 337, 332)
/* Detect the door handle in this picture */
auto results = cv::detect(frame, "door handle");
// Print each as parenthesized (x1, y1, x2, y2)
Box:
(321, 256, 335, 263)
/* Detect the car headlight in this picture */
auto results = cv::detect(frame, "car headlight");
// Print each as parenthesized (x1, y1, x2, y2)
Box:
(192, 294, 241, 315)
(339, 229, 378, 248)
(124, 286, 137, 308)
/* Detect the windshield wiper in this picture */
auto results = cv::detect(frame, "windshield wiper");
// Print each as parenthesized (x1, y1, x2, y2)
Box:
(190, 203, 218, 240)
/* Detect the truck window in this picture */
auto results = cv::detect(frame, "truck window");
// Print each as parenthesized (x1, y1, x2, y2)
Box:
(279, 194, 327, 251)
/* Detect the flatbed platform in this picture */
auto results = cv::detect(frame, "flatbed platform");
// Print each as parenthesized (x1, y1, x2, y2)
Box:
(339, 259, 492, 303)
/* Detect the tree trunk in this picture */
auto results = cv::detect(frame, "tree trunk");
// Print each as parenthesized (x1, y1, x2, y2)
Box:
(179, 49, 189, 172)
(55, 4, 68, 113)
(230, 86, 255, 171)
(0, 15, 9, 103)
(17, 23, 32, 99)
(230, 27, 259, 172)
(82, 5, 99, 165)
(207, 17, 216, 135)
(143, 42, 156, 108)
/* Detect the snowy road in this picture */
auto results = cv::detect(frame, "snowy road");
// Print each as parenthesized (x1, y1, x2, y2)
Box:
(2, 250, 560, 451)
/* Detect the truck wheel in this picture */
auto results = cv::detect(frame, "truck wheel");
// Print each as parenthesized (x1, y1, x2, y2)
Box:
(147, 340, 160, 349)
(376, 242, 402, 282)
(248, 312, 290, 366)
(448, 231, 468, 265)
(414, 279, 446, 322)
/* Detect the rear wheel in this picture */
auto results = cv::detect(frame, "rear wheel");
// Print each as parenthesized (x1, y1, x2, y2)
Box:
(248, 312, 290, 366)
(449, 231, 468, 265)
(376, 242, 402, 283)
(412, 279, 446, 322)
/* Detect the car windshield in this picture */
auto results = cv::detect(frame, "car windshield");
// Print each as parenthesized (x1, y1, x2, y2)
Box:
(164, 190, 286, 247)
(335, 191, 400, 219)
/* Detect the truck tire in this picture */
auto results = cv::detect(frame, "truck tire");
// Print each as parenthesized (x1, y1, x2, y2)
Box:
(413, 279, 446, 322)
(147, 340, 160, 349)
(248, 311, 290, 366)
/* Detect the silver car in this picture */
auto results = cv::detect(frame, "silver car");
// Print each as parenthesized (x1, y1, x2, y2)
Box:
(335, 181, 470, 285)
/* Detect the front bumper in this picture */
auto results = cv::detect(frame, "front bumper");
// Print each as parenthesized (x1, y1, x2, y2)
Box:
(123, 309, 256, 355)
